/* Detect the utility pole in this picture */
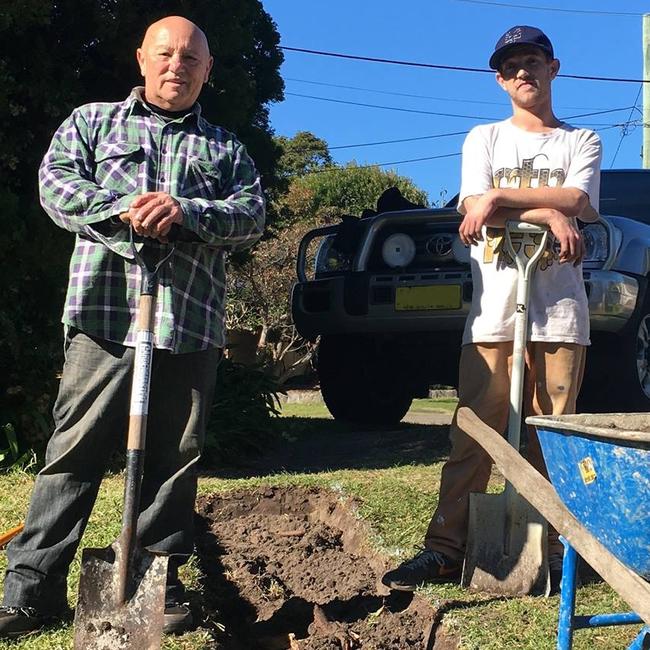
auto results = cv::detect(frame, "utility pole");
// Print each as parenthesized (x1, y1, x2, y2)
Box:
(643, 14, 650, 169)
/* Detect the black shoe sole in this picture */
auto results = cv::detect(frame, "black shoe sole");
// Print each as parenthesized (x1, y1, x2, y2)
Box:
(0, 623, 46, 640)
(163, 612, 193, 635)
(383, 580, 418, 592)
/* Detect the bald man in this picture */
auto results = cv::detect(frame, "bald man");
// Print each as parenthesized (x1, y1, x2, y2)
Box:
(0, 16, 265, 638)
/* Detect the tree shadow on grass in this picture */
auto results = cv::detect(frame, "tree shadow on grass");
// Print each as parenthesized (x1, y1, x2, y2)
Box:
(201, 416, 452, 479)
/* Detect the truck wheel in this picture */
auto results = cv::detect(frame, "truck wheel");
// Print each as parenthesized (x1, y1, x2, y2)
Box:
(580, 299, 650, 412)
(317, 334, 413, 425)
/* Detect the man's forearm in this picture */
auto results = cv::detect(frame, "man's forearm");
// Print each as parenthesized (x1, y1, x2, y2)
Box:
(486, 206, 565, 228)
(485, 186, 589, 217)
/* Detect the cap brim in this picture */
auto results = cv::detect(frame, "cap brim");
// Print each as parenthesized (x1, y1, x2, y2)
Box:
(489, 44, 517, 70)
(489, 43, 553, 70)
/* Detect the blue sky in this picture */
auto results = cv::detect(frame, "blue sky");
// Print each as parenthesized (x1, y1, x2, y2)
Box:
(261, 0, 646, 206)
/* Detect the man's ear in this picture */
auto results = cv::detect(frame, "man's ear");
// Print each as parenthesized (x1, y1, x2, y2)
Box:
(136, 48, 146, 77)
(203, 56, 214, 83)
(549, 58, 560, 80)
(495, 71, 507, 92)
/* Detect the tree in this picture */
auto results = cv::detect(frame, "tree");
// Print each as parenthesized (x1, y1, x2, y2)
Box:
(275, 131, 333, 180)
(0, 0, 284, 458)
(277, 162, 429, 223)
(227, 157, 430, 382)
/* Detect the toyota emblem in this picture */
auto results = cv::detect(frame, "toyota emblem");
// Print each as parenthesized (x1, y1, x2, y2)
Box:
(427, 234, 454, 256)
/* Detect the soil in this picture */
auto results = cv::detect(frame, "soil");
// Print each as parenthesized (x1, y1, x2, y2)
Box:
(193, 486, 459, 649)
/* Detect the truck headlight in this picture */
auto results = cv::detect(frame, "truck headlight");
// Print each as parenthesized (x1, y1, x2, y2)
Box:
(314, 235, 352, 274)
(582, 223, 609, 263)
(382, 233, 416, 268)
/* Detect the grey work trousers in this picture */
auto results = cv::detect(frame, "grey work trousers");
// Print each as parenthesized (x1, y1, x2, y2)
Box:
(2, 328, 220, 611)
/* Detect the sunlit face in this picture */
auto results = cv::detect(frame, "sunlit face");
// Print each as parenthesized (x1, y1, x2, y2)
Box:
(137, 17, 213, 111)
(496, 47, 559, 109)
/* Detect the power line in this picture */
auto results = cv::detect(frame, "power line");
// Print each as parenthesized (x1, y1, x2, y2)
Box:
(280, 46, 650, 84)
(285, 77, 613, 111)
(305, 152, 463, 175)
(455, 0, 644, 16)
(287, 77, 509, 107)
(327, 121, 635, 153)
(610, 85, 643, 168)
(300, 121, 633, 174)
(330, 131, 469, 150)
(285, 92, 502, 120)
(285, 92, 637, 124)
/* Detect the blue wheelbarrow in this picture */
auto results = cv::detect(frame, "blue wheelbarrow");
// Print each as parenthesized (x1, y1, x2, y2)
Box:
(458, 408, 650, 650)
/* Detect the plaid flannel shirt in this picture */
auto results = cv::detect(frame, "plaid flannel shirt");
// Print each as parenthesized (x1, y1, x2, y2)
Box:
(39, 88, 265, 353)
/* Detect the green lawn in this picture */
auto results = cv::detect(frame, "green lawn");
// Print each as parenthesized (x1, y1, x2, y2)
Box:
(0, 399, 643, 649)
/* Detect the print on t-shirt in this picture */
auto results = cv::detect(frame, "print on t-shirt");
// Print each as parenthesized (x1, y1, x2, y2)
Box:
(457, 120, 601, 345)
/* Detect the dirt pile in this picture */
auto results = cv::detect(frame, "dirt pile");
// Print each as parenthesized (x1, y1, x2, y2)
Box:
(194, 486, 451, 649)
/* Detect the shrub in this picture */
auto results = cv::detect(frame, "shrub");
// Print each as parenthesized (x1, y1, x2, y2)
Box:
(202, 358, 284, 467)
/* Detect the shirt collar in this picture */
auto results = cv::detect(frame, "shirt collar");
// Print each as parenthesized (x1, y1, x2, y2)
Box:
(126, 87, 204, 131)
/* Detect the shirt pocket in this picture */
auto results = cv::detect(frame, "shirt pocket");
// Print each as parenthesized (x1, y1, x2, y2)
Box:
(94, 141, 143, 195)
(186, 157, 224, 200)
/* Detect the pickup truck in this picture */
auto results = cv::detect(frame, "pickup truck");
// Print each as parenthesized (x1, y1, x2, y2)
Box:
(291, 169, 650, 424)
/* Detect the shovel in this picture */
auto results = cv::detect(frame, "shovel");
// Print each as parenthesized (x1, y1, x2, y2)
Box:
(73, 236, 173, 650)
(461, 222, 550, 596)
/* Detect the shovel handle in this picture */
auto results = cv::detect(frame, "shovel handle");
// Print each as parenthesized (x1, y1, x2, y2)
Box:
(502, 224, 549, 550)
(503, 222, 549, 453)
(127, 293, 155, 453)
(118, 233, 175, 604)
(458, 406, 650, 626)
(127, 230, 175, 453)
(0, 523, 24, 549)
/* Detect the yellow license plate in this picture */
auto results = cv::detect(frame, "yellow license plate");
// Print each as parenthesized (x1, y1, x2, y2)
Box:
(395, 285, 462, 311)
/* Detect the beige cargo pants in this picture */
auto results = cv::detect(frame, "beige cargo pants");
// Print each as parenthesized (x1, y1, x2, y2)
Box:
(424, 341, 586, 561)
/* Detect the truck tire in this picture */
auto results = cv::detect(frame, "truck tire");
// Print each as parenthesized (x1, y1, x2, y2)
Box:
(317, 334, 413, 425)
(580, 297, 650, 413)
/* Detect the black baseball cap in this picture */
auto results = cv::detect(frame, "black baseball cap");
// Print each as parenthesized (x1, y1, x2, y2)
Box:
(489, 25, 554, 70)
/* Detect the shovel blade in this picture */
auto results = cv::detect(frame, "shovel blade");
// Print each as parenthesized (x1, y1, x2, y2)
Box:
(461, 491, 550, 596)
(73, 544, 168, 650)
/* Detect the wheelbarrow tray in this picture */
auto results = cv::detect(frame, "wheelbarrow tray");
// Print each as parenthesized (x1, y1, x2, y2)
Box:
(527, 413, 650, 579)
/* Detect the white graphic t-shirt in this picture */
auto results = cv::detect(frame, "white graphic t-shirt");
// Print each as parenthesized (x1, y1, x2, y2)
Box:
(458, 119, 602, 346)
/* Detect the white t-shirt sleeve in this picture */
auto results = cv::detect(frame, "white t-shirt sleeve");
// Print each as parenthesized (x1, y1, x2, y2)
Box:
(458, 126, 494, 214)
(564, 129, 602, 213)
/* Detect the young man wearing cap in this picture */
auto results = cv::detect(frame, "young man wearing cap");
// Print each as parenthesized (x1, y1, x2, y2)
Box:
(382, 25, 601, 592)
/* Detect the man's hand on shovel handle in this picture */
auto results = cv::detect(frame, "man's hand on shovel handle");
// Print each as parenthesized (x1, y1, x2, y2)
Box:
(119, 192, 183, 243)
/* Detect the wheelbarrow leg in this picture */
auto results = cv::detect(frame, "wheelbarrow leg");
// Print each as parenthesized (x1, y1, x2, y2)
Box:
(556, 537, 649, 650)
(628, 626, 650, 650)
(557, 537, 578, 650)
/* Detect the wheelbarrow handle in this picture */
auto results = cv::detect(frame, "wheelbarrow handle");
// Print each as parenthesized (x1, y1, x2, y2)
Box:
(458, 406, 650, 626)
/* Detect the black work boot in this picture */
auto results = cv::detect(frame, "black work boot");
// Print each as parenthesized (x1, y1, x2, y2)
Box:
(164, 573, 193, 635)
(164, 600, 193, 634)
(382, 549, 462, 591)
(0, 606, 49, 639)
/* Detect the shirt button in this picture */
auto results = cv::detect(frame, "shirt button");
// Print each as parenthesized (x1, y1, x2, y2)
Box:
(162, 148, 167, 154)
(160, 176, 165, 183)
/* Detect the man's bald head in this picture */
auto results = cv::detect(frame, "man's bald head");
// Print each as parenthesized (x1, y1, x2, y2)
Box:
(137, 16, 213, 111)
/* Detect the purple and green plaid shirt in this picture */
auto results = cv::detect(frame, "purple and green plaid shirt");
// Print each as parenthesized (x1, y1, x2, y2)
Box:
(39, 88, 265, 353)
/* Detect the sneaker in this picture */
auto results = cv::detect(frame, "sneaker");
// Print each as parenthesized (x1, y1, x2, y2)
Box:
(382, 549, 462, 591)
(0, 606, 48, 639)
(164, 601, 193, 635)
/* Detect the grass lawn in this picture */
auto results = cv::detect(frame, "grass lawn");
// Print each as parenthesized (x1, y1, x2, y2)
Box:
(0, 398, 643, 649)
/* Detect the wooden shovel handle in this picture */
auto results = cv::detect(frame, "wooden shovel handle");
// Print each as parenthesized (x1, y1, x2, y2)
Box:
(0, 524, 24, 549)
(457, 406, 650, 625)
